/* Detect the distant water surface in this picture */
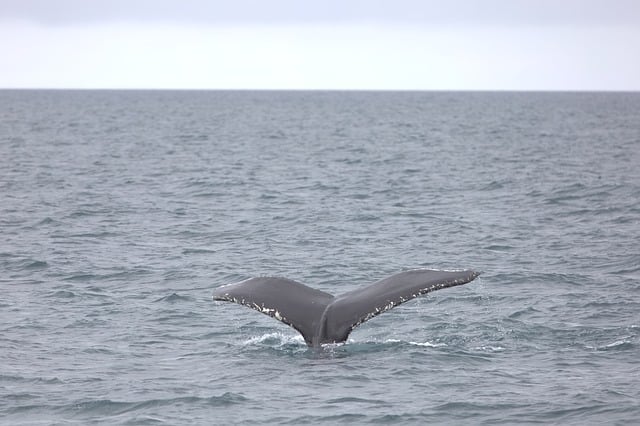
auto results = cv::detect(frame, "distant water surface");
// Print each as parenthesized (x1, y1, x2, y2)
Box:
(1, 90, 639, 424)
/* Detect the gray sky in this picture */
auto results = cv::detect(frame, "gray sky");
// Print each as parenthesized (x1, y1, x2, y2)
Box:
(2, 0, 639, 90)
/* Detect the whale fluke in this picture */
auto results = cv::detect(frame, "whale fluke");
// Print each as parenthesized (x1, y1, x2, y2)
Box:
(212, 269, 480, 347)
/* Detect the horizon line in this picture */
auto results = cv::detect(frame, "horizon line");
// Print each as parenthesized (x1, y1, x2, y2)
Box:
(2, 87, 639, 93)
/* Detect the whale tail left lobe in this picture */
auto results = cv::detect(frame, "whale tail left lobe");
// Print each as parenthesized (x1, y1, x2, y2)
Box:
(212, 276, 334, 345)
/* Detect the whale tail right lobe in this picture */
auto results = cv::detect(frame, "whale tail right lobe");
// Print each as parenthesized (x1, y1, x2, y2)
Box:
(316, 269, 480, 345)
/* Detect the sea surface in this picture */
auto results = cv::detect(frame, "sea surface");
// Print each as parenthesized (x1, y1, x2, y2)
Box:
(1, 90, 639, 425)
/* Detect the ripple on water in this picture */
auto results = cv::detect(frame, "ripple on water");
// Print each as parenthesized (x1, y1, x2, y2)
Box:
(5, 393, 249, 418)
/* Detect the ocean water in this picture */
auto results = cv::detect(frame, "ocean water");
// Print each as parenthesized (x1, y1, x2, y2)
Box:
(1, 90, 639, 425)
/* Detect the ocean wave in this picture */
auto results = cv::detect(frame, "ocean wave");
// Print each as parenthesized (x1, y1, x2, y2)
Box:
(4, 393, 249, 418)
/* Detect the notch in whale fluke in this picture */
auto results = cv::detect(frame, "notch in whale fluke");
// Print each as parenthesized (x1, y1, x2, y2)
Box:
(212, 269, 480, 347)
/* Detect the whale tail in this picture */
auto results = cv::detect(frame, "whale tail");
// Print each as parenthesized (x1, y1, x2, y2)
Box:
(212, 269, 480, 346)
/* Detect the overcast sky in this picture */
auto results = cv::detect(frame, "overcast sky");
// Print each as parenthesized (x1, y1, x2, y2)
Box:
(1, 0, 639, 90)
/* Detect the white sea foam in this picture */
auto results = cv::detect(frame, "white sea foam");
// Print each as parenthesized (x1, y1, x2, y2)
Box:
(243, 332, 305, 347)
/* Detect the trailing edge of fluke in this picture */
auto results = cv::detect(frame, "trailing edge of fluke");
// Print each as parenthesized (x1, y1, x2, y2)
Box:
(212, 268, 480, 347)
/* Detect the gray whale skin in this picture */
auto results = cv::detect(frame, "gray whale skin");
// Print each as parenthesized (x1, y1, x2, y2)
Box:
(212, 268, 480, 347)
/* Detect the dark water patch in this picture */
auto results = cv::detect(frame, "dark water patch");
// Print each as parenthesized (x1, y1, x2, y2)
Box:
(177, 133, 210, 142)
(67, 231, 120, 238)
(162, 269, 198, 281)
(608, 263, 640, 276)
(48, 290, 76, 299)
(6, 393, 248, 418)
(259, 192, 280, 200)
(507, 306, 542, 319)
(0, 255, 49, 271)
(537, 404, 622, 424)
(63, 273, 98, 282)
(483, 244, 514, 252)
(265, 131, 287, 140)
(182, 248, 216, 255)
(25, 259, 48, 269)
(525, 272, 590, 287)
(154, 311, 206, 328)
(33, 216, 59, 226)
(0, 374, 28, 383)
(480, 180, 509, 190)
(82, 346, 116, 355)
(368, 413, 423, 424)
(191, 191, 226, 198)
(3, 392, 39, 403)
(64, 317, 110, 328)
(325, 396, 388, 405)
(61, 269, 153, 283)
(0, 375, 65, 385)
(283, 413, 368, 424)
(349, 192, 370, 200)
(171, 207, 188, 216)
(349, 213, 380, 222)
(67, 208, 113, 218)
(154, 293, 191, 303)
